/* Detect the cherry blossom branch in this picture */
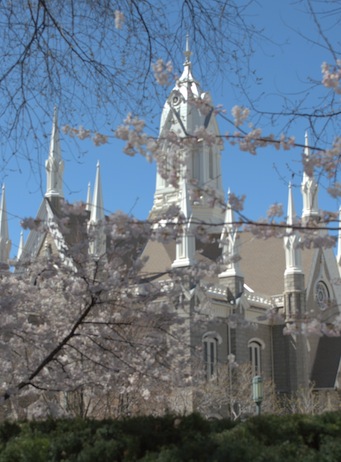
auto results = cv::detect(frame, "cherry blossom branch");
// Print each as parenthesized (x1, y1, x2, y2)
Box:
(1, 292, 98, 402)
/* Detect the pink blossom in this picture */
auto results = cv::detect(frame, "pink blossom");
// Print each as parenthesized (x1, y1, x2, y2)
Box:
(228, 193, 245, 212)
(231, 105, 250, 126)
(62, 125, 91, 140)
(152, 59, 173, 86)
(279, 134, 295, 151)
(321, 60, 341, 94)
(114, 10, 125, 29)
(93, 132, 108, 146)
(267, 203, 283, 219)
(283, 323, 300, 335)
(328, 183, 341, 198)
(21, 217, 44, 231)
(114, 114, 150, 158)
(188, 92, 213, 116)
(193, 126, 217, 145)
(301, 319, 323, 336)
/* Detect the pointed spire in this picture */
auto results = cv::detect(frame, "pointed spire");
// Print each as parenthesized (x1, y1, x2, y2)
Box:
(172, 179, 195, 268)
(86, 182, 92, 212)
(219, 190, 243, 278)
(17, 231, 24, 260)
(0, 185, 11, 265)
(305, 131, 309, 155)
(90, 162, 104, 223)
(88, 162, 106, 258)
(284, 183, 302, 275)
(178, 34, 197, 85)
(184, 33, 192, 65)
(45, 107, 64, 198)
(287, 182, 296, 227)
(301, 131, 319, 222)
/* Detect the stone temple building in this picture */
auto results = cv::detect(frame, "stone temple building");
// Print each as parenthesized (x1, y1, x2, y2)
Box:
(2, 40, 341, 416)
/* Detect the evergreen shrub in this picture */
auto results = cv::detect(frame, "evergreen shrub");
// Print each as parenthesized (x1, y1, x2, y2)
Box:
(0, 413, 340, 461)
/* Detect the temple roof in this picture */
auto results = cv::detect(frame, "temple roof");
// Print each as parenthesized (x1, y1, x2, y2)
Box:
(140, 231, 316, 298)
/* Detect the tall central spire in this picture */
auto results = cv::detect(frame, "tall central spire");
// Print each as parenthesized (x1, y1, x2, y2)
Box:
(149, 36, 225, 229)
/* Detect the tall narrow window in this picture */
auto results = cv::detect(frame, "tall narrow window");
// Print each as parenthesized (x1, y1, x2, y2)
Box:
(203, 332, 221, 379)
(248, 340, 262, 376)
(192, 151, 198, 182)
(208, 147, 214, 180)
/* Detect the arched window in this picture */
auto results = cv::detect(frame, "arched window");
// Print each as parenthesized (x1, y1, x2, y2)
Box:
(248, 339, 264, 376)
(203, 332, 222, 379)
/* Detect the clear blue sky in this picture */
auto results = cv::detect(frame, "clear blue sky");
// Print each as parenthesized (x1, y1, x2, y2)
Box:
(4, 0, 340, 258)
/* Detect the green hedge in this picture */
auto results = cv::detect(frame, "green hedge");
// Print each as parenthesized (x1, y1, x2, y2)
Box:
(0, 413, 341, 461)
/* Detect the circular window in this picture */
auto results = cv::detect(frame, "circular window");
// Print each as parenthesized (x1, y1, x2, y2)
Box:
(315, 281, 329, 309)
(170, 91, 182, 106)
